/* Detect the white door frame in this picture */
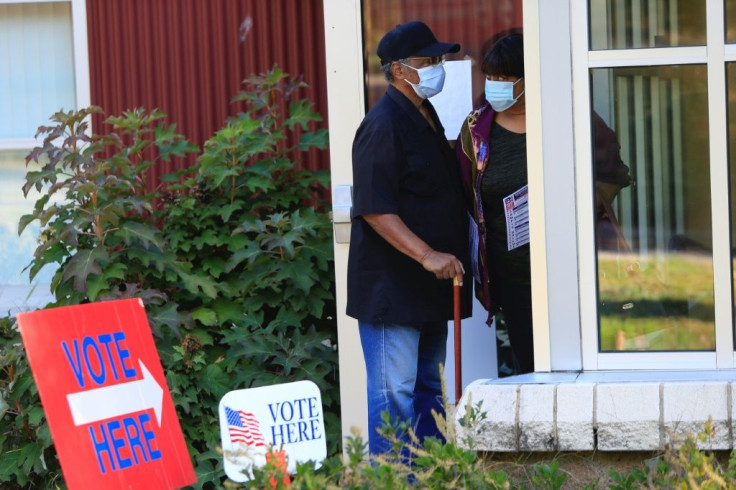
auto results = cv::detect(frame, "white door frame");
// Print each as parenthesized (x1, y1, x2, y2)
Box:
(322, 0, 368, 443)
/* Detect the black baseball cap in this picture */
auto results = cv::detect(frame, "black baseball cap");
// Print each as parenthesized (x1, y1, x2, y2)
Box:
(377, 21, 460, 65)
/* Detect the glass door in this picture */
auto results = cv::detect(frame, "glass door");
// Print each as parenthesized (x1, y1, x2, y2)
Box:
(576, 0, 733, 369)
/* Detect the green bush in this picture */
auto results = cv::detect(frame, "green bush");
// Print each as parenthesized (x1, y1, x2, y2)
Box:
(0, 315, 63, 488)
(2, 65, 337, 488)
(608, 419, 736, 489)
(245, 411, 736, 490)
(248, 405, 514, 490)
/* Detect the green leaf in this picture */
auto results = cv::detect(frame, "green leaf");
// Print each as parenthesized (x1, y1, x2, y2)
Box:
(211, 299, 245, 324)
(165, 227, 196, 252)
(0, 449, 27, 486)
(103, 262, 128, 281)
(275, 261, 317, 294)
(28, 242, 65, 279)
(117, 221, 164, 250)
(18, 195, 49, 234)
(191, 229, 220, 250)
(121, 246, 169, 273)
(35, 422, 53, 448)
(147, 302, 186, 337)
(189, 328, 215, 347)
(201, 256, 226, 277)
(224, 241, 263, 272)
(202, 165, 240, 188)
(298, 129, 329, 151)
(18, 214, 36, 236)
(311, 169, 331, 189)
(225, 233, 252, 252)
(155, 123, 198, 161)
(27, 406, 45, 426)
(238, 215, 267, 234)
(61, 247, 109, 293)
(285, 99, 322, 130)
(241, 173, 275, 194)
(201, 363, 230, 397)
(192, 307, 217, 326)
(85, 262, 127, 301)
(37, 205, 59, 227)
(218, 202, 242, 222)
(22, 168, 59, 197)
(86, 274, 107, 301)
(97, 203, 123, 229)
(180, 271, 219, 299)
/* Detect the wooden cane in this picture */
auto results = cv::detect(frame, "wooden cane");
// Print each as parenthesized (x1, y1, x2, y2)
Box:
(453, 276, 462, 404)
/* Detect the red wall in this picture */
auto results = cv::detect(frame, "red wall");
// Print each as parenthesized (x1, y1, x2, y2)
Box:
(85, 0, 330, 189)
(85, 0, 523, 190)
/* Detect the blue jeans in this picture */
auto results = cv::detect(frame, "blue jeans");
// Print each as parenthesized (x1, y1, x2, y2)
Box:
(358, 321, 447, 455)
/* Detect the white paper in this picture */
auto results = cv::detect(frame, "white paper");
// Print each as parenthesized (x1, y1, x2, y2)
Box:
(503, 185, 529, 251)
(429, 59, 473, 140)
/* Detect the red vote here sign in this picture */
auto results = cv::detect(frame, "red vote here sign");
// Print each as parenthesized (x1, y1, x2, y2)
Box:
(17, 299, 196, 489)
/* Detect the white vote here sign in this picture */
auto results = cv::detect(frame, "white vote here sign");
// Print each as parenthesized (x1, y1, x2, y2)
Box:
(218, 380, 326, 482)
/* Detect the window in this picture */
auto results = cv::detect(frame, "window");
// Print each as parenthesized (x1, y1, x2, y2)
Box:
(576, 0, 733, 369)
(591, 65, 714, 352)
(0, 0, 89, 313)
(0, 2, 76, 138)
(589, 0, 706, 50)
(727, 0, 736, 44)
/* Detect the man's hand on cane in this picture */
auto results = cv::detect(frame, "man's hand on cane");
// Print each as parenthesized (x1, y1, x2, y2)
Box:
(420, 249, 465, 284)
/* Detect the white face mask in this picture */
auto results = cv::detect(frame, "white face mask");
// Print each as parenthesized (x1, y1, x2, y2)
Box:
(401, 62, 446, 99)
(485, 77, 524, 112)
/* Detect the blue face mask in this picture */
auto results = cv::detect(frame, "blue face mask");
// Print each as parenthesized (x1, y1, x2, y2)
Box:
(484, 77, 524, 112)
(401, 62, 446, 99)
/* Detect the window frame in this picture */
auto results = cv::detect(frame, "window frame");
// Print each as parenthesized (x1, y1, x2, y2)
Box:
(570, 0, 734, 370)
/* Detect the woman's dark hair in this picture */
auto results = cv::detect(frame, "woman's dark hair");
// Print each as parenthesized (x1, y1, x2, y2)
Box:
(481, 32, 524, 77)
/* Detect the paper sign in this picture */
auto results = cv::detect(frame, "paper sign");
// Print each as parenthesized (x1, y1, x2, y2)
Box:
(16, 299, 196, 490)
(219, 381, 326, 482)
(504, 184, 530, 250)
(430, 59, 473, 140)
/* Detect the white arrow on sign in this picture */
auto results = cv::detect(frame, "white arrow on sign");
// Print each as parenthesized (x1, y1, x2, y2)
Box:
(66, 360, 164, 427)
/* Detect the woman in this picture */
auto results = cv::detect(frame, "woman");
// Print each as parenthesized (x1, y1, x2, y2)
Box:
(457, 33, 631, 375)
(456, 32, 534, 374)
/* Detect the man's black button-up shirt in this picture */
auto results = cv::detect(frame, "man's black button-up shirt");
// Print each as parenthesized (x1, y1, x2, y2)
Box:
(347, 85, 472, 326)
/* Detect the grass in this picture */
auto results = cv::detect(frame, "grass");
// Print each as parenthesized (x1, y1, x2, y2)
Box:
(597, 251, 717, 351)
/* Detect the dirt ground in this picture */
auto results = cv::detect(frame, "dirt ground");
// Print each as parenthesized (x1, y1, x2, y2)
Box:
(478, 450, 732, 488)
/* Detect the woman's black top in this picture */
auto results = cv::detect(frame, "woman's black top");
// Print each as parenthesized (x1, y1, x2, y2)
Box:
(480, 121, 530, 286)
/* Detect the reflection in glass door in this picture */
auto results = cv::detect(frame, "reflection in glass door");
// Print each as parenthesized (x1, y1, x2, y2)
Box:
(361, 0, 522, 111)
(591, 65, 715, 352)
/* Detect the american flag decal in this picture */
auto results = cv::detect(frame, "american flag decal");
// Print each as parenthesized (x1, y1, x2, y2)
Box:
(225, 406, 266, 447)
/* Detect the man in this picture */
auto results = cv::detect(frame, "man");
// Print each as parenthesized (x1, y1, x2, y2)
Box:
(346, 20, 472, 456)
